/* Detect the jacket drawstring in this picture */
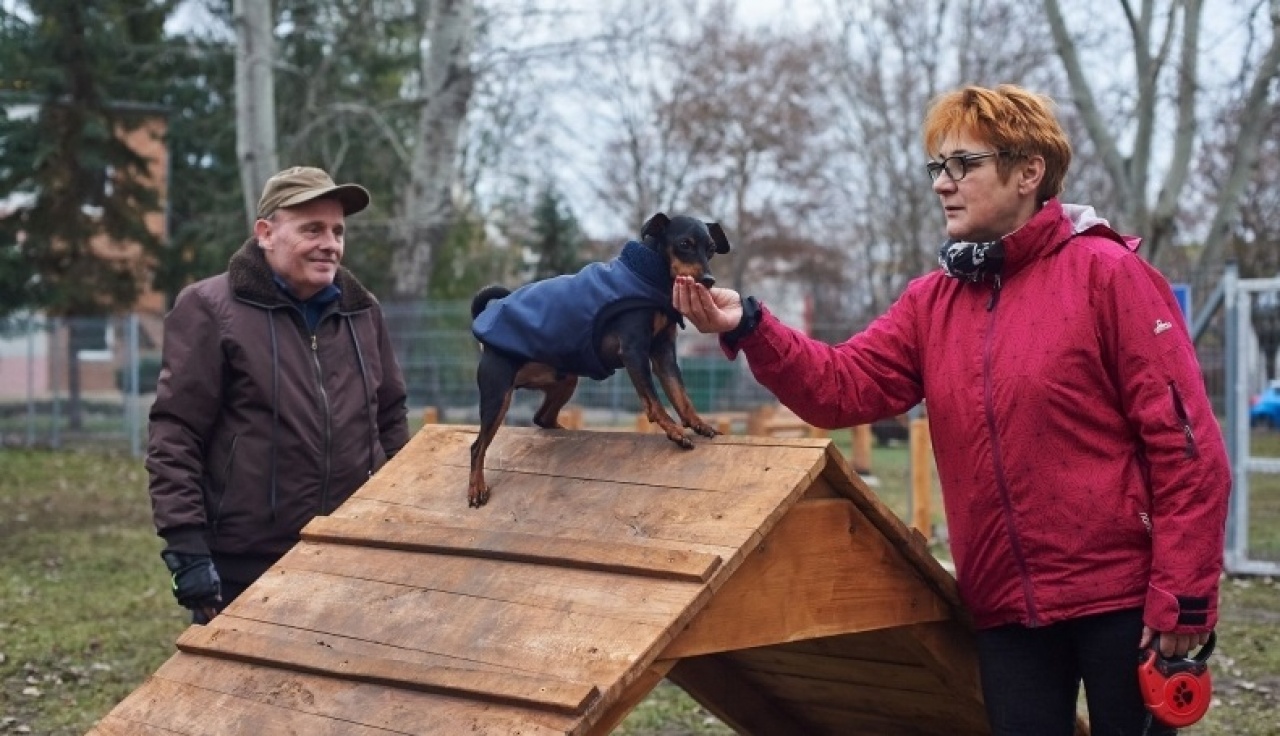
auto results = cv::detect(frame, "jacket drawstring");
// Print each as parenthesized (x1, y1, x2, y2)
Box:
(347, 314, 377, 474)
(268, 313, 280, 521)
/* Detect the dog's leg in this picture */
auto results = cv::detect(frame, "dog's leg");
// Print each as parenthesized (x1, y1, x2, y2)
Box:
(619, 338, 693, 450)
(650, 326, 718, 439)
(532, 374, 579, 429)
(470, 349, 519, 508)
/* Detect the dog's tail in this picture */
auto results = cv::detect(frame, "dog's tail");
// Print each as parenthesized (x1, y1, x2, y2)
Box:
(470, 285, 511, 320)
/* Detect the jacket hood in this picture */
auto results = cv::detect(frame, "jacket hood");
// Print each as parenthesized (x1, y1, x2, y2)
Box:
(1000, 198, 1136, 278)
(227, 237, 378, 312)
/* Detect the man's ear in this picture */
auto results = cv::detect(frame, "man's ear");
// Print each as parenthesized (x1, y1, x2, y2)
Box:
(253, 217, 273, 248)
(641, 212, 669, 240)
(707, 222, 731, 254)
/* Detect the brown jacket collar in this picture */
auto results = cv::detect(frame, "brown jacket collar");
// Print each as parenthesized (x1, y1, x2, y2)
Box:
(227, 237, 378, 312)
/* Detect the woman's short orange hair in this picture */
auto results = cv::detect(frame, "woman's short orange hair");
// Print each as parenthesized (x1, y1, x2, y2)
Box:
(922, 84, 1072, 202)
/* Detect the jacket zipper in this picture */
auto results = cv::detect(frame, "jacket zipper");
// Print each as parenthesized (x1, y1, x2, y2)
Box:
(982, 283, 1040, 625)
(311, 332, 334, 515)
(1168, 382, 1199, 458)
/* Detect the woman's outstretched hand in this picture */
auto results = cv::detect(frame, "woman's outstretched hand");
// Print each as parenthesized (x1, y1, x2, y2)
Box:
(673, 275, 744, 334)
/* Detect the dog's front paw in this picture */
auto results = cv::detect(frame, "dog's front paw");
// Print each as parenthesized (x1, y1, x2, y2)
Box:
(468, 483, 490, 508)
(689, 421, 719, 439)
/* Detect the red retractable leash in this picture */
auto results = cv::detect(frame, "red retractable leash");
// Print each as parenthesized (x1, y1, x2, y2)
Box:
(1137, 631, 1216, 730)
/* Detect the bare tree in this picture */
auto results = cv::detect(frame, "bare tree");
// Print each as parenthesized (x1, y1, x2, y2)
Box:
(233, 0, 278, 228)
(392, 0, 476, 300)
(1044, 0, 1280, 267)
(581, 1, 839, 295)
(821, 0, 1060, 321)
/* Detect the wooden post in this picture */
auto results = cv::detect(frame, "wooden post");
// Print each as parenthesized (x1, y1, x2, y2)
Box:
(421, 406, 439, 425)
(562, 406, 583, 430)
(851, 424, 873, 475)
(909, 417, 932, 542)
(746, 405, 773, 436)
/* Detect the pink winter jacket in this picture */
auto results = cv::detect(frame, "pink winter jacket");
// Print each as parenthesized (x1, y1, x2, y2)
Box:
(732, 198, 1230, 633)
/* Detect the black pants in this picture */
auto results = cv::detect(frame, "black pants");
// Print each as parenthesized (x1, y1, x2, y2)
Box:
(976, 607, 1175, 736)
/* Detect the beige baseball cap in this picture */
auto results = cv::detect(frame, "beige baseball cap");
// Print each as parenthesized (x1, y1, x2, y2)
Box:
(256, 166, 371, 218)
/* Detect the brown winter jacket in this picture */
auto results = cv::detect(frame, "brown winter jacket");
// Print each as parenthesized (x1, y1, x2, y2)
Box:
(146, 239, 409, 584)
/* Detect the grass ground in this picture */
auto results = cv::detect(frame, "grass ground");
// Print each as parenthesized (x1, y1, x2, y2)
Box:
(1, 429, 1277, 735)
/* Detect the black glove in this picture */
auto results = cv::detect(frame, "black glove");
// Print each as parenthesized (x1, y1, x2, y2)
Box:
(161, 550, 222, 611)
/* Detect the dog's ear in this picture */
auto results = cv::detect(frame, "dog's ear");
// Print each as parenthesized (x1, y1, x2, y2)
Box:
(707, 222, 731, 254)
(641, 213, 670, 240)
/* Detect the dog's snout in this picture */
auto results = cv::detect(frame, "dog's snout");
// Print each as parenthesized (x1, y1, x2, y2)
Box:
(699, 275, 716, 288)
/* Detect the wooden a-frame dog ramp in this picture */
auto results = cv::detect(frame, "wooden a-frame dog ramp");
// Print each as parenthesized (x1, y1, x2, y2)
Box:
(90, 425, 993, 736)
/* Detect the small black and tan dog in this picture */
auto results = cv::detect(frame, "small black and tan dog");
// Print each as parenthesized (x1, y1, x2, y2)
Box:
(466, 212, 731, 507)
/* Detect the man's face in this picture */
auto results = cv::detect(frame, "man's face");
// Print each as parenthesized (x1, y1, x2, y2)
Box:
(254, 197, 345, 300)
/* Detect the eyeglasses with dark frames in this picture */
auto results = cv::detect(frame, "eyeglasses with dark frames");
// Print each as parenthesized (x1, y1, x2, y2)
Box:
(926, 151, 1009, 182)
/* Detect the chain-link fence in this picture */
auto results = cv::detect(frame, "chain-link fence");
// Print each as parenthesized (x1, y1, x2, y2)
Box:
(0, 302, 779, 456)
(0, 313, 159, 455)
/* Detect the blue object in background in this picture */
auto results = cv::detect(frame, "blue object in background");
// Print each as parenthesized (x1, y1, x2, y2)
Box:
(1251, 381, 1280, 429)
(1171, 282, 1191, 327)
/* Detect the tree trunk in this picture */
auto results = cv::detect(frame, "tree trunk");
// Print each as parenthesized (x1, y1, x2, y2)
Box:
(234, 0, 279, 229)
(1044, 0, 1280, 269)
(392, 0, 475, 301)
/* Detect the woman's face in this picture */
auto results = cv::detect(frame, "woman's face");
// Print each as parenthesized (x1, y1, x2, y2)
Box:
(930, 132, 1040, 243)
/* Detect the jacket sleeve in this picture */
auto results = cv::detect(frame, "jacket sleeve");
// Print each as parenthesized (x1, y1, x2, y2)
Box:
(728, 291, 926, 429)
(1101, 253, 1231, 634)
(145, 286, 226, 555)
(372, 305, 409, 459)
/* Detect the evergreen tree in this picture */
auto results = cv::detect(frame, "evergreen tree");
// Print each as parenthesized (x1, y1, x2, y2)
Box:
(151, 7, 241, 302)
(0, 0, 173, 427)
(529, 183, 583, 281)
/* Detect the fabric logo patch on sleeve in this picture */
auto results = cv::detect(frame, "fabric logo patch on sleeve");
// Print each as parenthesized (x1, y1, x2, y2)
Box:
(1154, 319, 1173, 335)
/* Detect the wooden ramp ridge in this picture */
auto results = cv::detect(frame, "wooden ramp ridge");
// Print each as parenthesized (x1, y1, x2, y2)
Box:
(90, 425, 995, 736)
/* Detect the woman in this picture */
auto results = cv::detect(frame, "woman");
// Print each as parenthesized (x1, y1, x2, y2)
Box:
(673, 84, 1229, 736)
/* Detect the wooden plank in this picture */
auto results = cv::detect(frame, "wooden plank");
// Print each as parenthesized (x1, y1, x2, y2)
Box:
(340, 485, 765, 553)
(302, 516, 723, 583)
(278, 541, 710, 628)
(727, 666, 990, 735)
(896, 621, 985, 707)
(145, 656, 579, 736)
(224, 568, 666, 685)
(334, 496, 742, 559)
(158, 653, 585, 734)
(581, 660, 676, 736)
(729, 647, 948, 694)
(816, 444, 969, 622)
(668, 654, 812, 736)
(176, 625, 600, 715)
(87, 714, 196, 736)
(784, 701, 983, 736)
(105, 673, 421, 736)
(661, 500, 951, 658)
(381, 425, 826, 496)
(764, 630, 924, 665)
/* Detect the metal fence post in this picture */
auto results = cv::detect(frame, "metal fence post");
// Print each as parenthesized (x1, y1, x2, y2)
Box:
(25, 314, 36, 448)
(127, 313, 141, 457)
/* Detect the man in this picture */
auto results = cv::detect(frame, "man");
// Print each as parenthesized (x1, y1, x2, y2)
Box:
(146, 166, 409, 622)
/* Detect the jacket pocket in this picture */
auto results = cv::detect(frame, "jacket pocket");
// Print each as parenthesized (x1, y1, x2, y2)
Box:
(210, 434, 239, 537)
